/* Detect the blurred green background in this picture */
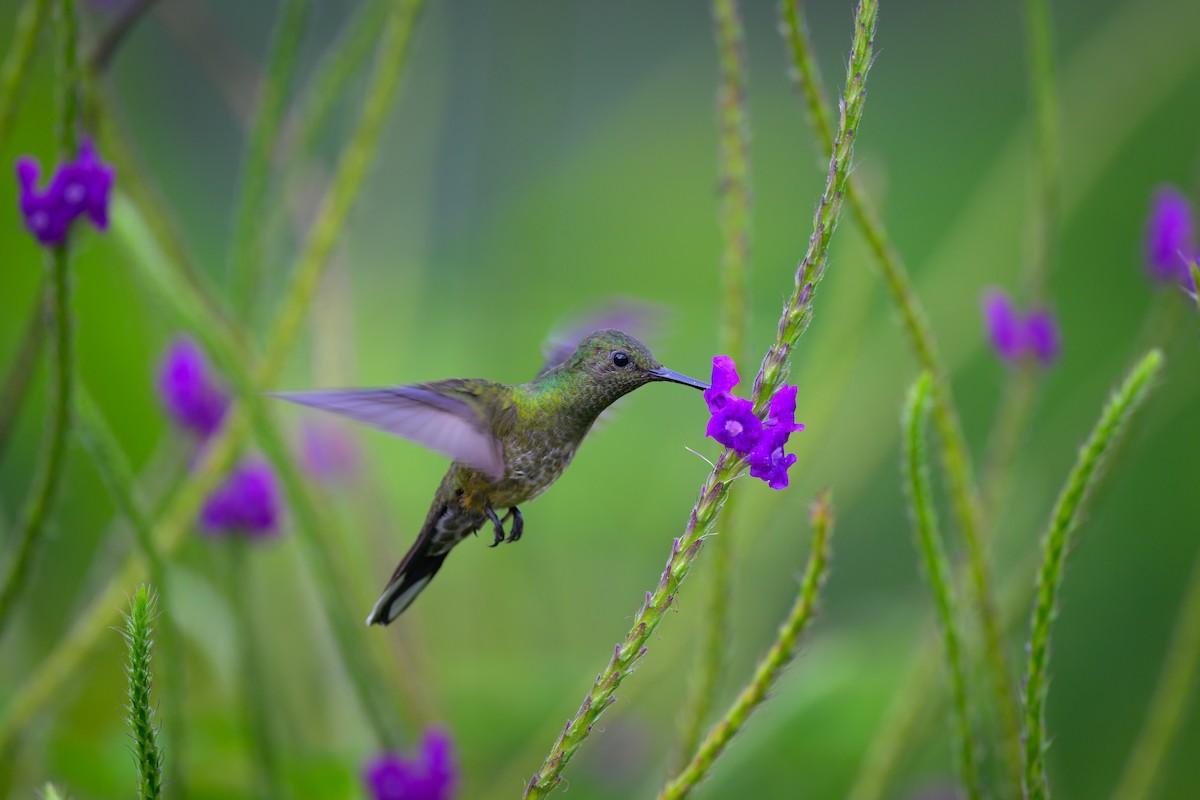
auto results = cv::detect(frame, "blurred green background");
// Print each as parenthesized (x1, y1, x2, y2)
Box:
(2, 0, 1200, 797)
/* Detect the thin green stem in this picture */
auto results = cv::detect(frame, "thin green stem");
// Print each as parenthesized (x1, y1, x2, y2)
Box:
(227, 542, 286, 799)
(0, 0, 50, 150)
(779, 2, 1023, 788)
(903, 374, 981, 800)
(229, 0, 310, 320)
(524, 3, 877, 795)
(87, 0, 163, 73)
(981, 362, 1037, 521)
(1021, 0, 1060, 302)
(659, 490, 833, 800)
(0, 0, 425, 750)
(282, 0, 391, 162)
(74, 385, 187, 796)
(1022, 349, 1163, 800)
(1110, 546, 1200, 800)
(675, 0, 753, 769)
(0, 288, 47, 464)
(121, 585, 163, 800)
(0, 0, 79, 638)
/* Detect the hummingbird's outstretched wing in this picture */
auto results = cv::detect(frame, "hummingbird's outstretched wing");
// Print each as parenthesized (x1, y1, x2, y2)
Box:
(538, 300, 664, 377)
(269, 384, 506, 480)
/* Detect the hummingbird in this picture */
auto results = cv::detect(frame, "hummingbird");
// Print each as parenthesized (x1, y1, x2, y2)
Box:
(271, 323, 708, 625)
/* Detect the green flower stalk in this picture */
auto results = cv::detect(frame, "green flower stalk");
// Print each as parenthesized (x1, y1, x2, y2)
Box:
(523, 2, 877, 795)
(74, 386, 187, 793)
(779, 1, 1022, 786)
(0, 0, 49, 149)
(660, 490, 833, 800)
(229, 0, 310, 319)
(1022, 349, 1163, 800)
(0, 0, 80, 638)
(902, 374, 981, 800)
(0, 0, 425, 751)
(1111, 547, 1200, 800)
(0, 288, 47, 463)
(121, 585, 163, 800)
(1021, 0, 1061, 301)
(675, 0, 753, 768)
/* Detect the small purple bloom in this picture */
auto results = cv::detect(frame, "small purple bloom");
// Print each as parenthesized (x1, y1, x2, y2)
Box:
(705, 396, 762, 453)
(1145, 186, 1196, 286)
(982, 289, 1024, 362)
(748, 428, 800, 490)
(299, 418, 360, 483)
(157, 337, 229, 439)
(200, 459, 282, 539)
(703, 355, 740, 413)
(14, 138, 114, 246)
(1024, 309, 1061, 366)
(365, 729, 457, 800)
(981, 289, 1062, 368)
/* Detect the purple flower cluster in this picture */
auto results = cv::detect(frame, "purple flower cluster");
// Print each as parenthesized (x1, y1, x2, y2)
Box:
(981, 289, 1061, 367)
(364, 729, 457, 800)
(199, 459, 282, 540)
(157, 337, 229, 440)
(156, 336, 283, 540)
(704, 356, 804, 490)
(1145, 186, 1198, 291)
(15, 139, 114, 246)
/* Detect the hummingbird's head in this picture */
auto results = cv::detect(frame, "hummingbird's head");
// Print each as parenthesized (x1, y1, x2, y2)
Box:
(569, 330, 709, 400)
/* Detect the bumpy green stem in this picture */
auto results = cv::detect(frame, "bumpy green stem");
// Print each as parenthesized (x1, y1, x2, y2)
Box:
(229, 0, 310, 319)
(1022, 350, 1163, 800)
(0, 0, 425, 751)
(660, 491, 833, 800)
(1110, 546, 1200, 800)
(0, 0, 49, 149)
(903, 375, 981, 800)
(121, 585, 163, 800)
(675, 0, 753, 768)
(524, 3, 877, 795)
(74, 386, 187, 795)
(0, 0, 79, 638)
(779, 1, 1023, 787)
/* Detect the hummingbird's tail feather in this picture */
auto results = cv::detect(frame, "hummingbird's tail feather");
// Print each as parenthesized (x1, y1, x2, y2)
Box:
(366, 538, 448, 626)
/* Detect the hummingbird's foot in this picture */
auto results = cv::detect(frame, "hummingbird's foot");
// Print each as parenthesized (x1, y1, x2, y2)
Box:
(502, 506, 523, 543)
(485, 505, 506, 547)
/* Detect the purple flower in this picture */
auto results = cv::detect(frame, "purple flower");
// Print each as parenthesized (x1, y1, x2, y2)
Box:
(14, 138, 114, 246)
(706, 396, 762, 453)
(1024, 309, 1061, 366)
(703, 355, 740, 413)
(157, 337, 229, 440)
(1145, 186, 1196, 286)
(981, 288, 1062, 368)
(299, 418, 360, 483)
(702, 356, 804, 490)
(200, 459, 282, 539)
(365, 729, 457, 800)
(982, 290, 1024, 362)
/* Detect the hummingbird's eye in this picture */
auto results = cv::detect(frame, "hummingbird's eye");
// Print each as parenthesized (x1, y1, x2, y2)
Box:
(612, 351, 631, 368)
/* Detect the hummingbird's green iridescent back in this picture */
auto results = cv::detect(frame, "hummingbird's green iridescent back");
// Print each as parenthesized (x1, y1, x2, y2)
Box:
(272, 328, 708, 625)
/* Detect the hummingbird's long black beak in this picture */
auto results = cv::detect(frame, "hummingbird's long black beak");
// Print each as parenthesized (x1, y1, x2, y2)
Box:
(650, 366, 709, 390)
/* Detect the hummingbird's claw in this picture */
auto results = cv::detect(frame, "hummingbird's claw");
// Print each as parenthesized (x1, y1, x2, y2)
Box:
(485, 506, 506, 547)
(503, 507, 524, 543)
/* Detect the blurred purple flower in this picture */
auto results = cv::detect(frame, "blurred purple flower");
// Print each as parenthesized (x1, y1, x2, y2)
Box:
(200, 459, 283, 540)
(157, 337, 229, 440)
(299, 418, 360, 483)
(14, 138, 114, 246)
(1145, 186, 1196, 287)
(702, 357, 804, 490)
(982, 289, 1024, 362)
(1025, 309, 1061, 366)
(364, 729, 457, 800)
(981, 289, 1062, 368)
